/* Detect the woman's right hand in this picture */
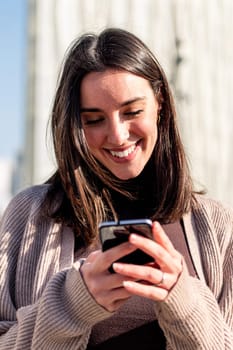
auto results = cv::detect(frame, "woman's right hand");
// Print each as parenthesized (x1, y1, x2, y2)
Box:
(80, 242, 137, 312)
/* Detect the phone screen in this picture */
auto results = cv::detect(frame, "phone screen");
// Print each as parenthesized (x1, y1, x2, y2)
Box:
(99, 219, 154, 271)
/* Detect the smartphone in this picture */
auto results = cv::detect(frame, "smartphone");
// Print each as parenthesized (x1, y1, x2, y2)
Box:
(99, 219, 154, 272)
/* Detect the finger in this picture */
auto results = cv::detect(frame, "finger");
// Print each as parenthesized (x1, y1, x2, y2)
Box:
(123, 280, 168, 301)
(91, 278, 132, 302)
(113, 262, 163, 283)
(106, 270, 137, 289)
(128, 233, 182, 274)
(81, 261, 132, 295)
(85, 242, 137, 274)
(87, 276, 132, 312)
(128, 233, 170, 269)
(101, 241, 137, 272)
(152, 221, 176, 254)
(113, 263, 175, 290)
(87, 270, 134, 312)
(152, 222, 184, 272)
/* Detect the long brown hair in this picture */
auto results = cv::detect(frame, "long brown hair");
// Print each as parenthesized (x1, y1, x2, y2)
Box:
(44, 28, 195, 246)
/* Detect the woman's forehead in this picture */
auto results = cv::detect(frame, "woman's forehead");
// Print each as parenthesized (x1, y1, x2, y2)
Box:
(80, 69, 154, 107)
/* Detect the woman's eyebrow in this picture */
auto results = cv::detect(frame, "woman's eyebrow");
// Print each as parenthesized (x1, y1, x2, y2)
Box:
(120, 96, 146, 107)
(80, 97, 146, 113)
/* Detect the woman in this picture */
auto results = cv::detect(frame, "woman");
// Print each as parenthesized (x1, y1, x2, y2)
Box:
(0, 28, 232, 349)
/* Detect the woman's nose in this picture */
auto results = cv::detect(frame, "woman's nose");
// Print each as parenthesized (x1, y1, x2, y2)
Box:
(107, 119, 130, 145)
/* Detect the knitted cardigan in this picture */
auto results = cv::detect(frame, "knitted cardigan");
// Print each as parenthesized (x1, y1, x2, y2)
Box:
(0, 184, 232, 349)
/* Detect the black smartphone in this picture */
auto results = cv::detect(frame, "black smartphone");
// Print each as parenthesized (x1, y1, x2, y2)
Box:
(99, 219, 154, 272)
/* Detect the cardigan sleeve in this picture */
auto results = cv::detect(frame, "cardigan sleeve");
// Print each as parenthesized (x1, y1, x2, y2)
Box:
(154, 197, 233, 350)
(0, 187, 111, 350)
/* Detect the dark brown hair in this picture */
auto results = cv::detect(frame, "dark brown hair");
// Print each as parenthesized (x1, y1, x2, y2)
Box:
(44, 28, 195, 245)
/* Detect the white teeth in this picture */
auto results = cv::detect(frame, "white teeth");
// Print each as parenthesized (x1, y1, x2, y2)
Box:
(110, 145, 136, 158)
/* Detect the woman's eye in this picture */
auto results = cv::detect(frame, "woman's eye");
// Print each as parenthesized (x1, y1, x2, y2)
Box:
(124, 109, 143, 117)
(83, 117, 104, 125)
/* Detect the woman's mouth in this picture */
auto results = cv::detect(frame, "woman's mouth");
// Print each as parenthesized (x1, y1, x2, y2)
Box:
(109, 144, 137, 158)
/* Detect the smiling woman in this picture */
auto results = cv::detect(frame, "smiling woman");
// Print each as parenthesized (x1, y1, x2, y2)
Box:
(80, 69, 159, 180)
(0, 27, 232, 350)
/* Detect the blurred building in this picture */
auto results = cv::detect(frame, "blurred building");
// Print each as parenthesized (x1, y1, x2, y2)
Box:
(0, 152, 24, 216)
(23, 0, 233, 205)
(0, 158, 14, 215)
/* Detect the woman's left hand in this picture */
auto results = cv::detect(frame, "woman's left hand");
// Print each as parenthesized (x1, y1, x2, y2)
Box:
(112, 221, 183, 301)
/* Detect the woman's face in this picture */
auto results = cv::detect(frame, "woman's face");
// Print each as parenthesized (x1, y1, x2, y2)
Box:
(80, 69, 160, 180)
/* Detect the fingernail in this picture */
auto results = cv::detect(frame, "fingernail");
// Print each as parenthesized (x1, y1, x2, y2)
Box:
(129, 234, 138, 242)
(123, 281, 134, 288)
(112, 263, 122, 272)
(153, 221, 159, 228)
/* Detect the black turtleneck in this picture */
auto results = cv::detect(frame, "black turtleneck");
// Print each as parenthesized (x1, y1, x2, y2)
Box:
(110, 158, 157, 220)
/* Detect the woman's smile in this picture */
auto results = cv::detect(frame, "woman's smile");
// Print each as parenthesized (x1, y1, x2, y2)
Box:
(80, 69, 160, 180)
(108, 143, 137, 159)
(104, 141, 141, 164)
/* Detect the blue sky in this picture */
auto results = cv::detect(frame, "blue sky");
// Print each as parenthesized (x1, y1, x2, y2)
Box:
(0, 0, 27, 158)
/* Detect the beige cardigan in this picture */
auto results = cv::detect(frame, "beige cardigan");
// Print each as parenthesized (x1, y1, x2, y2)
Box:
(0, 184, 232, 349)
